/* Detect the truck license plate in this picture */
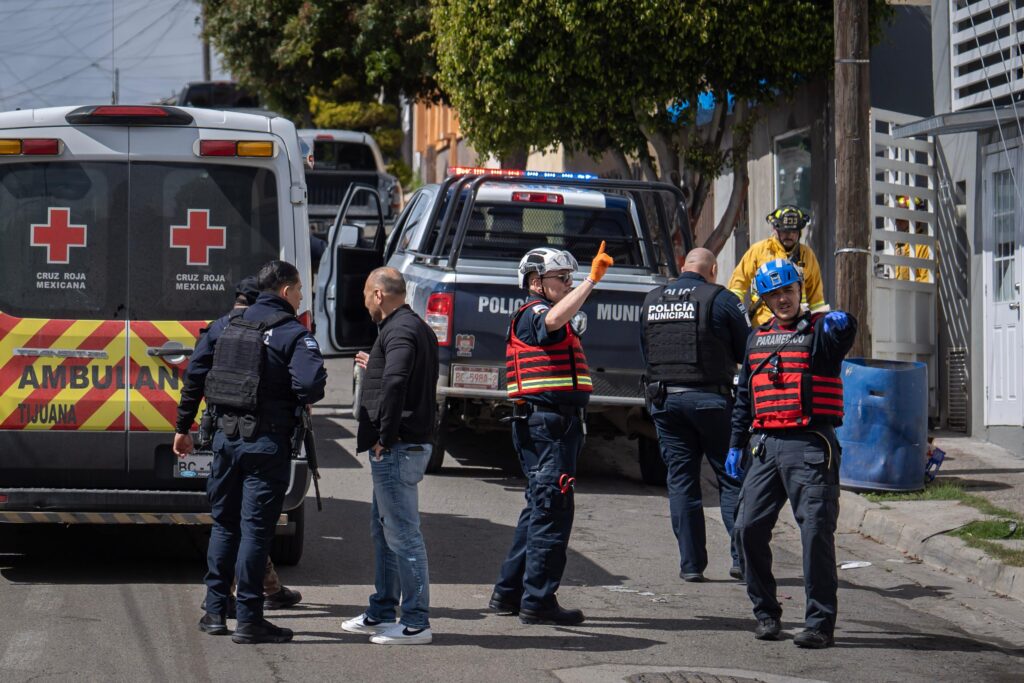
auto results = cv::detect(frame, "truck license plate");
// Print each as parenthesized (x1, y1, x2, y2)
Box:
(175, 450, 214, 478)
(452, 365, 500, 390)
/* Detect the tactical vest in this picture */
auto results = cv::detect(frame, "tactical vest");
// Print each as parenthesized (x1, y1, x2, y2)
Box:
(747, 313, 844, 429)
(643, 280, 736, 386)
(506, 300, 593, 399)
(204, 309, 293, 412)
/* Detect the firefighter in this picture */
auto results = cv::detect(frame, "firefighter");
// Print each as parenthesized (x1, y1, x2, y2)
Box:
(893, 195, 933, 282)
(726, 259, 856, 649)
(727, 205, 828, 326)
(489, 242, 613, 626)
(174, 260, 327, 644)
(639, 247, 749, 582)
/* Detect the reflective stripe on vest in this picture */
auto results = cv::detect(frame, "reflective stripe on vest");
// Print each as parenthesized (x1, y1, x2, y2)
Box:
(506, 301, 593, 398)
(748, 313, 843, 429)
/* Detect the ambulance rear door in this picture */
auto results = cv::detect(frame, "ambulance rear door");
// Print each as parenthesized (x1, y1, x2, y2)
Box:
(124, 123, 284, 486)
(0, 122, 131, 487)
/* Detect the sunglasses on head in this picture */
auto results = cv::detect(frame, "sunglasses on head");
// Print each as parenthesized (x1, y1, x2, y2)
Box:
(542, 272, 573, 285)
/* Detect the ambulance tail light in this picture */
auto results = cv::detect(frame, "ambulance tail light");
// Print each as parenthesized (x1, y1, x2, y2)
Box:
(297, 311, 312, 331)
(66, 105, 194, 125)
(426, 292, 454, 346)
(198, 140, 275, 157)
(315, 134, 334, 141)
(511, 191, 563, 205)
(0, 139, 62, 155)
(0, 494, 7, 504)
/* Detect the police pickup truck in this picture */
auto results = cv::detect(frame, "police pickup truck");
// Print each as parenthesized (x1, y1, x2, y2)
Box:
(313, 167, 692, 484)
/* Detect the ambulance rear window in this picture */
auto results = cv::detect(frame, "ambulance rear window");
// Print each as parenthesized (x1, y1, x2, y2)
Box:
(0, 161, 128, 320)
(128, 163, 280, 321)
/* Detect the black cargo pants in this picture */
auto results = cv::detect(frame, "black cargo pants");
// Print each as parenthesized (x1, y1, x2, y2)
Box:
(733, 426, 841, 635)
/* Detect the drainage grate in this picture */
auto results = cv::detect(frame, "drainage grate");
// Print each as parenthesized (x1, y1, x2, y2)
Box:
(626, 673, 765, 683)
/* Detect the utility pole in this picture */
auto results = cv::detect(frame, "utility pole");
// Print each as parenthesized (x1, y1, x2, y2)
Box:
(112, 68, 119, 105)
(834, 0, 871, 358)
(201, 1, 212, 81)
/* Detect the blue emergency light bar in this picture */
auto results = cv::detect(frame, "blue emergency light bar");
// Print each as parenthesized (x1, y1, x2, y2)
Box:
(448, 165, 597, 181)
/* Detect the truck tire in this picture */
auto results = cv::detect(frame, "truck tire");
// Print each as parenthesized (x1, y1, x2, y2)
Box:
(426, 402, 447, 473)
(638, 436, 667, 487)
(270, 503, 305, 566)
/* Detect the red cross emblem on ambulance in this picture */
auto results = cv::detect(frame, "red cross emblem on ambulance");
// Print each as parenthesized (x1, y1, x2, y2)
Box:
(31, 207, 87, 264)
(170, 209, 226, 266)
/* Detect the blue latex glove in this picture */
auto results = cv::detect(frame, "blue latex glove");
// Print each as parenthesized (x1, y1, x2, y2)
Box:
(725, 447, 745, 480)
(822, 311, 850, 335)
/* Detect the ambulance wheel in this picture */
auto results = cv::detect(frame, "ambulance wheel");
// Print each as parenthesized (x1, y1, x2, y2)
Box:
(638, 436, 666, 487)
(426, 402, 447, 473)
(271, 504, 305, 566)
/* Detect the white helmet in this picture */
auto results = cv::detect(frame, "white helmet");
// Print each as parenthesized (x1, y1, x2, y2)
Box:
(518, 247, 579, 289)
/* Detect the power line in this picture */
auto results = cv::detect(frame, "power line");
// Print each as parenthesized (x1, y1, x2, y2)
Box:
(0, 0, 188, 104)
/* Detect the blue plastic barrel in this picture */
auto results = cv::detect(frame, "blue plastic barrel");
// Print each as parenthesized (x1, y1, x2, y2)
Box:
(837, 358, 927, 492)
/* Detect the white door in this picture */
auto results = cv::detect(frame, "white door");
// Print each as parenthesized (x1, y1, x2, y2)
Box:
(984, 151, 1024, 426)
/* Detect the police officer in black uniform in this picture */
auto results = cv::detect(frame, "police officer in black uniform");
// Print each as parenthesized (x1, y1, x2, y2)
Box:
(726, 259, 856, 649)
(640, 247, 750, 582)
(174, 260, 327, 644)
(490, 242, 613, 626)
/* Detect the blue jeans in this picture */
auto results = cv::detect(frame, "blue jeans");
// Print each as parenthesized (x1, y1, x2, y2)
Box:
(650, 390, 740, 574)
(365, 442, 431, 630)
(205, 431, 290, 624)
(493, 409, 583, 611)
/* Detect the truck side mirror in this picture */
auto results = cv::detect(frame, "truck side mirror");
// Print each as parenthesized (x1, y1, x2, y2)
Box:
(339, 224, 360, 248)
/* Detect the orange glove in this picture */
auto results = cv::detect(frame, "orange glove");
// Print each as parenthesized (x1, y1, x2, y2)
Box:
(588, 241, 614, 283)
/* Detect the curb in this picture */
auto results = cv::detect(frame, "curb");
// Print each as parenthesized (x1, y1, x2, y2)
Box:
(837, 491, 1024, 603)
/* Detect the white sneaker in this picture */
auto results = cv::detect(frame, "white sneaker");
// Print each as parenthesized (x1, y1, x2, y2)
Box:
(369, 623, 433, 645)
(341, 613, 392, 635)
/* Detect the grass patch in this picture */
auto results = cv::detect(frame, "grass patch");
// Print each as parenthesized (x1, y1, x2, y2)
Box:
(864, 480, 1022, 520)
(952, 521, 1024, 567)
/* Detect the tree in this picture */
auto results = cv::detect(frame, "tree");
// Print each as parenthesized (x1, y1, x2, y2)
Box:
(432, 0, 889, 257)
(202, 0, 438, 124)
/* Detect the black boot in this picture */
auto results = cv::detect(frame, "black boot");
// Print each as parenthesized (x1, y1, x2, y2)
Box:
(793, 629, 834, 649)
(488, 591, 521, 615)
(519, 599, 585, 626)
(200, 595, 237, 619)
(754, 617, 782, 641)
(264, 586, 302, 610)
(232, 619, 294, 644)
(198, 613, 229, 636)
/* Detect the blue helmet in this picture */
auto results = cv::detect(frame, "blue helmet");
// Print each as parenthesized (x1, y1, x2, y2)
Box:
(755, 259, 802, 296)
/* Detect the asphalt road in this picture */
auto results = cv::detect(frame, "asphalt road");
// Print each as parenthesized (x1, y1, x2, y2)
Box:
(1, 356, 1022, 682)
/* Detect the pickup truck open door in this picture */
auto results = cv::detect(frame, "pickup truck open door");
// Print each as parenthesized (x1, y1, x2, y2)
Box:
(313, 184, 385, 355)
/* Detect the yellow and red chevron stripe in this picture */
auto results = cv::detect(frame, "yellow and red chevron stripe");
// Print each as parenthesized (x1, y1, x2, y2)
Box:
(0, 311, 207, 432)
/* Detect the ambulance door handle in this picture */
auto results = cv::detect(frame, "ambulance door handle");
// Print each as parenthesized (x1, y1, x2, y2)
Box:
(1010, 302, 1020, 310)
(147, 345, 194, 357)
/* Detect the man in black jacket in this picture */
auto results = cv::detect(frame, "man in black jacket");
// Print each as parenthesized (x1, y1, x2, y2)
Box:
(342, 266, 439, 646)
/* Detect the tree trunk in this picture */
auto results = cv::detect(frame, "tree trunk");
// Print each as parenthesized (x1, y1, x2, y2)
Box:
(701, 98, 751, 255)
(500, 147, 529, 169)
(607, 148, 632, 179)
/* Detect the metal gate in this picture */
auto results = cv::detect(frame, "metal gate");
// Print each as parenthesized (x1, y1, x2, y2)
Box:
(870, 108, 938, 417)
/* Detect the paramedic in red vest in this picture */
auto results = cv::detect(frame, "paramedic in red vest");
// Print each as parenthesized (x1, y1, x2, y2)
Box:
(726, 258, 856, 649)
(489, 242, 613, 626)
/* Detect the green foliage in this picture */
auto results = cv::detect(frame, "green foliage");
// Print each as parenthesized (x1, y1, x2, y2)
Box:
(387, 159, 413, 188)
(310, 98, 398, 131)
(432, 0, 891, 178)
(373, 128, 403, 157)
(203, 0, 438, 121)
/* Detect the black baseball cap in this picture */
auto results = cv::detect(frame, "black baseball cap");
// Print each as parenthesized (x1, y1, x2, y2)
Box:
(234, 276, 260, 306)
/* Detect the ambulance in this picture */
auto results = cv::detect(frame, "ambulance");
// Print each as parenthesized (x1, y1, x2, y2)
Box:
(0, 105, 313, 563)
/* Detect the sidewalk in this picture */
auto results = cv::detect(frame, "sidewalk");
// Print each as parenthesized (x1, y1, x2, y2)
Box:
(838, 432, 1024, 602)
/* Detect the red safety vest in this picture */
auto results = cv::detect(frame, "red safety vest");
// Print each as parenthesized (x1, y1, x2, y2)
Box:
(748, 313, 844, 429)
(506, 301, 593, 398)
